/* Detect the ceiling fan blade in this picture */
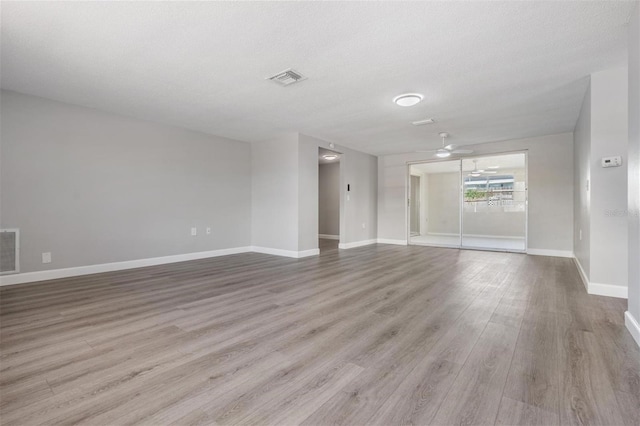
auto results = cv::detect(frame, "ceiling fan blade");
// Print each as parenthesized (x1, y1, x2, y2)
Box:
(444, 144, 457, 150)
(415, 150, 437, 153)
(451, 149, 474, 154)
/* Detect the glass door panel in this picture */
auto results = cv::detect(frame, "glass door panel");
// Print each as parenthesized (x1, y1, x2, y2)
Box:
(409, 160, 461, 247)
(461, 154, 526, 251)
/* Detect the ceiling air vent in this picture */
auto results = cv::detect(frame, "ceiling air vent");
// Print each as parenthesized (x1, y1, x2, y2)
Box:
(412, 118, 435, 126)
(268, 69, 307, 86)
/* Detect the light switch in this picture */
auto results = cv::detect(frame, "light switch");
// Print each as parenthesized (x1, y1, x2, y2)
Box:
(206, 227, 211, 235)
(191, 227, 197, 236)
(42, 252, 51, 264)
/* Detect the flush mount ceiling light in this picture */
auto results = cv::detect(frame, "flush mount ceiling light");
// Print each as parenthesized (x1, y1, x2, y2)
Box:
(393, 93, 423, 107)
(322, 154, 339, 161)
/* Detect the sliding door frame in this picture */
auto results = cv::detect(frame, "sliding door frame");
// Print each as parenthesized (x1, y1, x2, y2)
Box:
(406, 149, 528, 253)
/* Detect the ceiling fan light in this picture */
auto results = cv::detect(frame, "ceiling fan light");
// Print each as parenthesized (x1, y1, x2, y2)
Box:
(436, 150, 451, 158)
(470, 172, 481, 177)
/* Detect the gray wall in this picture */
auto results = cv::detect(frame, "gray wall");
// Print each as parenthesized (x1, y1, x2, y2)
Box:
(378, 133, 574, 252)
(297, 136, 320, 252)
(251, 133, 377, 254)
(628, 4, 640, 326)
(319, 162, 340, 236)
(299, 134, 378, 249)
(573, 68, 628, 290)
(574, 83, 592, 277)
(590, 68, 628, 288)
(1, 90, 252, 273)
(251, 134, 300, 252)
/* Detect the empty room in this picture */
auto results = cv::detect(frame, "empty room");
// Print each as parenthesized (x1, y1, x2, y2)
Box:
(1, 1, 639, 425)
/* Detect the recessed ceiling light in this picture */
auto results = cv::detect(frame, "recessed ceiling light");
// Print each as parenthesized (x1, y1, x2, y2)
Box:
(322, 154, 339, 161)
(393, 93, 423, 107)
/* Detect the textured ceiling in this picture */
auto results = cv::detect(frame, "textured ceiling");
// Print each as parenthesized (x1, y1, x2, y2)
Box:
(1, 1, 635, 155)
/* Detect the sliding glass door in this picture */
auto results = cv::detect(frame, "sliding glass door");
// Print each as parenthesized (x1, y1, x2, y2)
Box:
(408, 160, 461, 248)
(461, 154, 526, 251)
(408, 152, 527, 252)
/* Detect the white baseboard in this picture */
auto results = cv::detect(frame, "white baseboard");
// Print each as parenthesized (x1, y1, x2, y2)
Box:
(588, 282, 628, 299)
(625, 311, 640, 348)
(376, 238, 408, 245)
(338, 239, 376, 249)
(528, 249, 574, 258)
(297, 248, 321, 258)
(319, 234, 339, 240)
(0, 245, 325, 286)
(0, 246, 252, 286)
(572, 257, 628, 299)
(573, 257, 589, 293)
(250, 246, 319, 259)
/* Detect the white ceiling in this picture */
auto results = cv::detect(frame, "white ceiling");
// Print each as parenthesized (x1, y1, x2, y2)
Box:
(1, 1, 635, 156)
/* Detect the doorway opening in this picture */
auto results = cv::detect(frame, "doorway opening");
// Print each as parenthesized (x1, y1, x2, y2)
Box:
(318, 147, 341, 252)
(407, 152, 527, 252)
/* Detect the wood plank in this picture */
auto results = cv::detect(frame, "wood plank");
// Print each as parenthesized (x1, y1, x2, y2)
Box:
(0, 243, 637, 425)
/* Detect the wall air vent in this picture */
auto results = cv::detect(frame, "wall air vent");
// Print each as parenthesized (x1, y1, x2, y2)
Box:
(268, 69, 307, 86)
(1, 229, 19, 275)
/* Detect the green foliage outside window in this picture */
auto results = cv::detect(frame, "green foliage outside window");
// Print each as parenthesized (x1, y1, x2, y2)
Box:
(465, 188, 486, 201)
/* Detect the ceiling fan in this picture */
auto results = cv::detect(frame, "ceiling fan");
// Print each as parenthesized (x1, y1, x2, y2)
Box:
(417, 132, 474, 158)
(467, 159, 497, 177)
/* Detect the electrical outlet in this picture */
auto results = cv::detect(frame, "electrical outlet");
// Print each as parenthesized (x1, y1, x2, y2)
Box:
(191, 227, 197, 236)
(206, 227, 211, 235)
(42, 252, 51, 264)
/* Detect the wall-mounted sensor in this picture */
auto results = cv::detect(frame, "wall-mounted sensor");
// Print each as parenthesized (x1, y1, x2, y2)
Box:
(601, 156, 622, 168)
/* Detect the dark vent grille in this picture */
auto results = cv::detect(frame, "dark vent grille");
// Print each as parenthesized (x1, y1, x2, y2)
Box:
(1, 229, 19, 274)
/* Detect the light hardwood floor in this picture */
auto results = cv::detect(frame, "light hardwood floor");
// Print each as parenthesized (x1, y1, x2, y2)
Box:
(1, 240, 638, 425)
